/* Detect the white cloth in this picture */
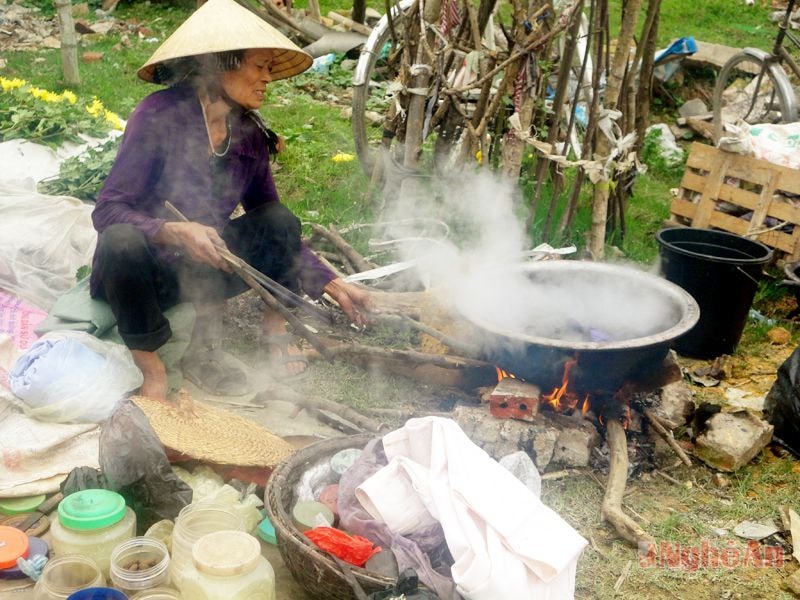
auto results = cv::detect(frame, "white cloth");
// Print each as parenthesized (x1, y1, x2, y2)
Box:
(357, 417, 587, 600)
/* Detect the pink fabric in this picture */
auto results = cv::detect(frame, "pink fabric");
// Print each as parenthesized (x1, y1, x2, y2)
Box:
(0, 291, 47, 350)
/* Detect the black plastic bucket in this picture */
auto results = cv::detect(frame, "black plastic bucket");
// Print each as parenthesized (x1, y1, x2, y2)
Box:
(656, 228, 773, 359)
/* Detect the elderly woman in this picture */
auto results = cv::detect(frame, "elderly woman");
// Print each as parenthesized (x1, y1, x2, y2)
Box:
(90, 0, 372, 401)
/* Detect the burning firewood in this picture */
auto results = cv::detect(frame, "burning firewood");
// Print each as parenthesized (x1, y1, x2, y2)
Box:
(601, 419, 656, 548)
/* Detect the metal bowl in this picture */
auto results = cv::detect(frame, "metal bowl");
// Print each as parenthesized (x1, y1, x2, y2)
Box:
(454, 260, 700, 392)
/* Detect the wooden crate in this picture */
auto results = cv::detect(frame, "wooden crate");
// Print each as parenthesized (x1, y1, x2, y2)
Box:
(669, 142, 800, 261)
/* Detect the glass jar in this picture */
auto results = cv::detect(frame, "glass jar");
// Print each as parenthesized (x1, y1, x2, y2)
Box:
(169, 503, 244, 589)
(177, 531, 275, 600)
(33, 555, 105, 600)
(109, 537, 170, 595)
(130, 588, 181, 600)
(50, 490, 136, 578)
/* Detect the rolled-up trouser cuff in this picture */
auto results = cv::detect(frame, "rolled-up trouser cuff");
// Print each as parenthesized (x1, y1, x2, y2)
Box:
(118, 320, 173, 352)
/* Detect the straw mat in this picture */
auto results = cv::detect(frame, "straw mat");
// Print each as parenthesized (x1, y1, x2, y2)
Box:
(132, 390, 294, 467)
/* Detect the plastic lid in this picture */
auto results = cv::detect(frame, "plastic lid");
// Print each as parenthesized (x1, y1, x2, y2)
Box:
(0, 495, 46, 516)
(0, 526, 29, 569)
(58, 490, 127, 531)
(330, 448, 362, 475)
(66, 587, 128, 600)
(257, 517, 277, 545)
(192, 530, 261, 577)
(292, 501, 334, 532)
(0, 536, 48, 579)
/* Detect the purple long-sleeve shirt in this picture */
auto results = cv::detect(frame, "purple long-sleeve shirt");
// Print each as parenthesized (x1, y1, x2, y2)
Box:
(90, 84, 335, 297)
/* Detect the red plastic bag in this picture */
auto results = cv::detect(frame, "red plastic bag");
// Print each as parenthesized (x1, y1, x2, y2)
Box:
(305, 527, 381, 566)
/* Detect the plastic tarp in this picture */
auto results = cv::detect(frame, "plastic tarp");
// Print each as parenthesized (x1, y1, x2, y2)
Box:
(0, 179, 96, 311)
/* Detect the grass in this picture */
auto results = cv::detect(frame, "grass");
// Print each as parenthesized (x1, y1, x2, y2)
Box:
(5, 2, 800, 598)
(539, 448, 799, 599)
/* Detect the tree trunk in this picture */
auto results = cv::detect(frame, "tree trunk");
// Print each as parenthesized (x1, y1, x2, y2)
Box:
(352, 0, 366, 24)
(587, 0, 643, 259)
(54, 0, 79, 86)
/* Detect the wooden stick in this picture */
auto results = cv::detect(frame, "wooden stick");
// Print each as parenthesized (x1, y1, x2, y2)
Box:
(164, 203, 334, 360)
(307, 0, 321, 21)
(327, 11, 373, 36)
(654, 469, 683, 486)
(319, 342, 494, 369)
(54, 0, 79, 85)
(601, 419, 656, 547)
(252, 0, 318, 43)
(253, 388, 383, 433)
(374, 313, 482, 358)
(308, 223, 375, 273)
(644, 408, 692, 467)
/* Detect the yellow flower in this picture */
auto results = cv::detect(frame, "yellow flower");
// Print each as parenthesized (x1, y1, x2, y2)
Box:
(60, 90, 77, 104)
(86, 98, 104, 117)
(475, 150, 483, 163)
(104, 109, 124, 130)
(0, 77, 26, 92)
(331, 153, 355, 163)
(29, 87, 62, 103)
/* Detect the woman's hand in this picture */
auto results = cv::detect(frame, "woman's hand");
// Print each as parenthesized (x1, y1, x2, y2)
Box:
(154, 221, 230, 271)
(323, 278, 376, 328)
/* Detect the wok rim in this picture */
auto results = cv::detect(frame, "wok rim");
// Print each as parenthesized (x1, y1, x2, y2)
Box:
(457, 260, 701, 352)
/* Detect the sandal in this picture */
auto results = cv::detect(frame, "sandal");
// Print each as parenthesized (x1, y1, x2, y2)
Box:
(181, 348, 253, 396)
(262, 333, 309, 382)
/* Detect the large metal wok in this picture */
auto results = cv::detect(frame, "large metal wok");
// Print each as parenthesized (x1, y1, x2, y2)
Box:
(454, 260, 700, 393)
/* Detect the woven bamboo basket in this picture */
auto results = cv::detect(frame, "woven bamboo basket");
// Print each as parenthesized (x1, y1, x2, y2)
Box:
(265, 433, 395, 600)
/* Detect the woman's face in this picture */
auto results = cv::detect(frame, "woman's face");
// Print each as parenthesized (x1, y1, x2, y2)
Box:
(220, 49, 274, 110)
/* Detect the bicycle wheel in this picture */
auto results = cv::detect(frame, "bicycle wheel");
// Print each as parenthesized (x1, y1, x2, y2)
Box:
(352, 0, 414, 176)
(712, 48, 798, 144)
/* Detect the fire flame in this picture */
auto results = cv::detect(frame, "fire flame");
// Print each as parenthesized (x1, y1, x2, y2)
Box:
(495, 367, 516, 381)
(542, 359, 588, 414)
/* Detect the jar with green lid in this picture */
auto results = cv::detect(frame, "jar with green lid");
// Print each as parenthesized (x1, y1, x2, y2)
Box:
(177, 530, 275, 600)
(50, 490, 136, 577)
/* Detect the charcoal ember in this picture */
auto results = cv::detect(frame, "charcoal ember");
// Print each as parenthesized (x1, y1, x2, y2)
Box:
(589, 430, 655, 478)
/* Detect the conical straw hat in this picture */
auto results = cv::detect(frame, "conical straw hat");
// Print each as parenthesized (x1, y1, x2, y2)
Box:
(138, 0, 312, 84)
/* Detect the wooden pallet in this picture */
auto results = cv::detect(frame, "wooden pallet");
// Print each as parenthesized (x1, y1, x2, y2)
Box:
(669, 142, 800, 261)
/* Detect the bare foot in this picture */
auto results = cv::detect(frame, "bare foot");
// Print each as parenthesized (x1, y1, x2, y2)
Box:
(131, 349, 169, 402)
(262, 308, 308, 379)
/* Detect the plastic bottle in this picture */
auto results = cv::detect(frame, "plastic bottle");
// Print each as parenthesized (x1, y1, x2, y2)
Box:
(49, 490, 136, 578)
(169, 503, 245, 589)
(33, 555, 105, 600)
(109, 537, 170, 595)
(177, 530, 275, 600)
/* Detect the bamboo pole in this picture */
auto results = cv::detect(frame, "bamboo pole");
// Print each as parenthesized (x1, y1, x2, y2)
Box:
(529, 0, 584, 219)
(587, 0, 643, 259)
(54, 0, 79, 86)
(634, 0, 662, 152)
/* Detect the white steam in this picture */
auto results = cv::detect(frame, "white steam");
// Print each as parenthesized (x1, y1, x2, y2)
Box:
(379, 169, 685, 348)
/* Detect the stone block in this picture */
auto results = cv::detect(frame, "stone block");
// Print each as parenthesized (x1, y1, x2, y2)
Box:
(653, 380, 695, 430)
(694, 411, 774, 472)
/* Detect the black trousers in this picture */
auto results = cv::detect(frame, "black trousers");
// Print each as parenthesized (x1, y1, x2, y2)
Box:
(93, 202, 302, 351)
